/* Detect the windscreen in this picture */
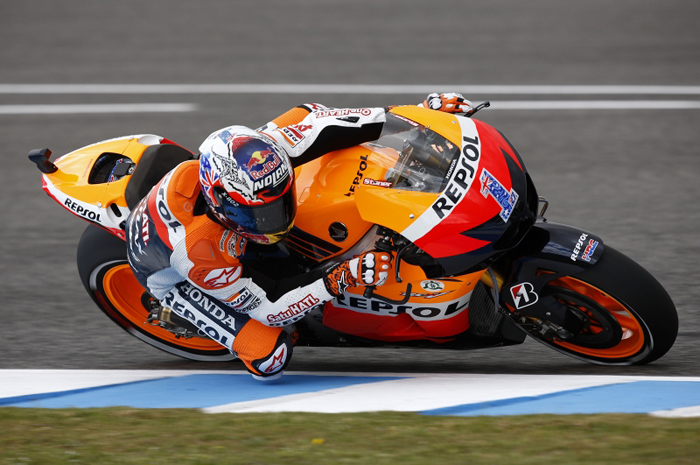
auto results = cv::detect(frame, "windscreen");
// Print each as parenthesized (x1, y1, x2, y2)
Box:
(371, 113, 461, 193)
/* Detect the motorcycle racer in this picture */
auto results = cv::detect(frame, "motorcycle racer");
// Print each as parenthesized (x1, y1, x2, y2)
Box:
(125, 93, 472, 379)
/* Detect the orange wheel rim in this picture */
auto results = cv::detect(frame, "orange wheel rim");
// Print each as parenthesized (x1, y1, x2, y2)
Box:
(547, 276, 645, 359)
(102, 264, 224, 351)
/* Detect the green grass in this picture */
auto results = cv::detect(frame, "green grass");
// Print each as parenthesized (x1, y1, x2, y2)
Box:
(1, 408, 699, 465)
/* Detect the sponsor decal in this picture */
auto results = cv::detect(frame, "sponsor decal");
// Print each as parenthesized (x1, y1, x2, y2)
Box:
(431, 134, 481, 219)
(405, 291, 454, 299)
(162, 283, 241, 347)
(126, 199, 149, 258)
(344, 154, 370, 196)
(280, 124, 312, 147)
(248, 152, 282, 181)
(571, 233, 587, 261)
(325, 265, 352, 297)
(363, 178, 392, 188)
(570, 233, 599, 262)
(63, 198, 102, 222)
(218, 230, 230, 253)
(246, 148, 274, 170)
(581, 238, 599, 262)
(510, 282, 539, 309)
(391, 113, 420, 127)
(328, 222, 349, 242)
(334, 292, 471, 320)
(224, 287, 262, 313)
(156, 172, 183, 235)
(401, 118, 482, 243)
(251, 158, 290, 193)
(203, 266, 242, 288)
(444, 157, 458, 180)
(258, 344, 287, 374)
(420, 280, 445, 292)
(218, 230, 247, 258)
(140, 211, 150, 245)
(315, 108, 372, 118)
(479, 168, 519, 222)
(223, 287, 262, 313)
(267, 294, 321, 325)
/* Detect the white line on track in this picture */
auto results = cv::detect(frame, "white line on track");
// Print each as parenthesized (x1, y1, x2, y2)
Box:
(492, 100, 700, 110)
(1, 84, 700, 95)
(0, 103, 198, 115)
(2, 101, 698, 115)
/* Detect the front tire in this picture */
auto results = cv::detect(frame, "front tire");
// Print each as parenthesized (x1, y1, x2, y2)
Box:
(519, 246, 678, 365)
(76, 224, 235, 362)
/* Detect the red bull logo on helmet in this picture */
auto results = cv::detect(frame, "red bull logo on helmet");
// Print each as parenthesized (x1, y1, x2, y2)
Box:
(247, 150, 283, 181)
(247, 149, 274, 170)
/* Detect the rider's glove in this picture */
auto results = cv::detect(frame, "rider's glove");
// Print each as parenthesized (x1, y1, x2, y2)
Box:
(421, 92, 474, 115)
(323, 250, 393, 297)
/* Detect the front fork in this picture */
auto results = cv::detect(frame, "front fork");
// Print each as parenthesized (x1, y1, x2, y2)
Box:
(480, 198, 605, 340)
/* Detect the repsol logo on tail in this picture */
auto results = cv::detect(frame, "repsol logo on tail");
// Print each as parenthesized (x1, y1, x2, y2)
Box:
(64, 198, 101, 222)
(431, 135, 481, 219)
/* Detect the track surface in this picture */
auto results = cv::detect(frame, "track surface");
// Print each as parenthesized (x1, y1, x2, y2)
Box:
(1, 1, 699, 376)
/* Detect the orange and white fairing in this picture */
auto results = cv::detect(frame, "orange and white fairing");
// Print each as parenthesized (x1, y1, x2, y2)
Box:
(292, 106, 535, 341)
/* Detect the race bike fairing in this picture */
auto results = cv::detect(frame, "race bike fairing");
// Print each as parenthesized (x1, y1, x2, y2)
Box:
(355, 109, 537, 276)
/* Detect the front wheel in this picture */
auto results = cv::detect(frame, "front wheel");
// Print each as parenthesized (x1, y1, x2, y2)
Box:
(77, 225, 235, 362)
(513, 246, 678, 365)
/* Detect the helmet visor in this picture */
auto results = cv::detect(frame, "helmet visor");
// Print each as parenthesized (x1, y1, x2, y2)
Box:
(218, 188, 297, 236)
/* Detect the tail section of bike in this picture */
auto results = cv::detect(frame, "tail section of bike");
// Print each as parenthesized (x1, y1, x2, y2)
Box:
(30, 136, 233, 360)
(29, 134, 193, 239)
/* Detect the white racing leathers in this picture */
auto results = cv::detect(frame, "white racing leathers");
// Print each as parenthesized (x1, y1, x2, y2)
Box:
(125, 104, 388, 377)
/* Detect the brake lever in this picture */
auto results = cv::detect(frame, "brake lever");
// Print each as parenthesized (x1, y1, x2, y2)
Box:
(467, 101, 491, 117)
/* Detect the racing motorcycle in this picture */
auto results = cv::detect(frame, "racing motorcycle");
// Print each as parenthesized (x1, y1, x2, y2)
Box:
(29, 104, 678, 366)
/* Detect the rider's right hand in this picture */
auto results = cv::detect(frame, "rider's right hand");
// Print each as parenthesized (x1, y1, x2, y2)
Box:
(421, 92, 474, 115)
(323, 250, 393, 297)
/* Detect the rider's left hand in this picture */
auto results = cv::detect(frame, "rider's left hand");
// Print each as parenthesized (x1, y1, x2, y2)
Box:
(421, 92, 474, 115)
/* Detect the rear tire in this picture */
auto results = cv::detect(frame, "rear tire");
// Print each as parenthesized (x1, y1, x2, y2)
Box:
(521, 246, 677, 365)
(77, 224, 235, 361)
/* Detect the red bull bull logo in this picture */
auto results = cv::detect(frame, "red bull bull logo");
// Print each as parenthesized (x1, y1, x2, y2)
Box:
(246, 149, 274, 170)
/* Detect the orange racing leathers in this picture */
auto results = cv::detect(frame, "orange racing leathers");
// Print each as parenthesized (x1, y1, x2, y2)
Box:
(125, 103, 388, 378)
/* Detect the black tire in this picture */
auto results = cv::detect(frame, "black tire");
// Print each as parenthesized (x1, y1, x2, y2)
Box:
(77, 224, 235, 361)
(523, 245, 678, 365)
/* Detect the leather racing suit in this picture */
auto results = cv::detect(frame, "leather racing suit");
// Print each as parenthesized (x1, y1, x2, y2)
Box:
(125, 103, 388, 378)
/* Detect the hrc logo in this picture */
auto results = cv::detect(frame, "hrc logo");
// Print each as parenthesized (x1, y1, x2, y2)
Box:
(479, 168, 519, 222)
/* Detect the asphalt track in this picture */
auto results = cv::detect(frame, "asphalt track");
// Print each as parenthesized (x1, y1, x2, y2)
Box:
(1, 1, 699, 380)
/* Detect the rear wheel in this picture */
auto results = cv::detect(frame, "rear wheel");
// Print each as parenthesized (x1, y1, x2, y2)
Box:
(77, 224, 235, 361)
(515, 246, 677, 365)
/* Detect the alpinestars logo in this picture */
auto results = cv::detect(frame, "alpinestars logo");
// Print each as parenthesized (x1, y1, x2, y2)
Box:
(203, 266, 242, 288)
(258, 344, 287, 374)
(510, 282, 538, 309)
